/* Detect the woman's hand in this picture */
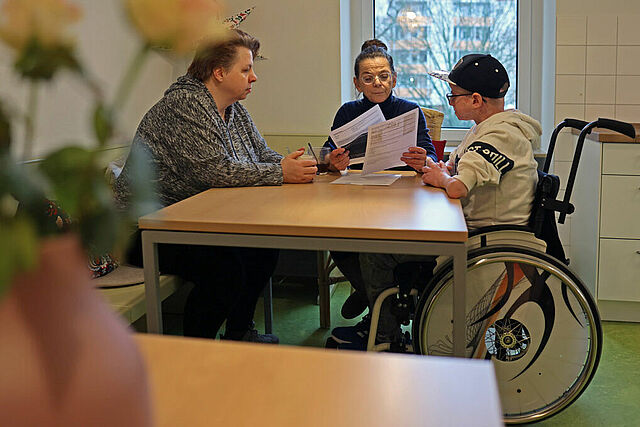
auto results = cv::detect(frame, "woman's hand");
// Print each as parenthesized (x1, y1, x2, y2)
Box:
(401, 146, 427, 172)
(329, 147, 350, 171)
(281, 149, 317, 183)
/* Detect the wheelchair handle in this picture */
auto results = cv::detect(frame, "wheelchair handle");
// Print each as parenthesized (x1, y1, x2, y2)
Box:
(543, 118, 590, 173)
(594, 118, 636, 139)
(559, 118, 636, 223)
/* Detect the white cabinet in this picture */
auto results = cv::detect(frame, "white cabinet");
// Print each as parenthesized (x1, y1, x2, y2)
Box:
(570, 133, 640, 322)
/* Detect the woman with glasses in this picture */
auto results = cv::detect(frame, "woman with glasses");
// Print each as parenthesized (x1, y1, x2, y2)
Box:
(325, 39, 437, 172)
(322, 40, 438, 326)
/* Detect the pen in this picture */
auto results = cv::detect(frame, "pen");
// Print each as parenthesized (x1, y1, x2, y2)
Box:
(307, 143, 319, 163)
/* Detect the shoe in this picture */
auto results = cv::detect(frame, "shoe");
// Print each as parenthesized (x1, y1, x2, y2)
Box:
(221, 328, 279, 344)
(336, 339, 367, 351)
(325, 315, 370, 349)
(340, 291, 368, 319)
(337, 330, 410, 352)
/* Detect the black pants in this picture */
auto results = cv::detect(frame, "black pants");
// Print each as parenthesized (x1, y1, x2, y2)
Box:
(329, 251, 368, 305)
(127, 231, 279, 338)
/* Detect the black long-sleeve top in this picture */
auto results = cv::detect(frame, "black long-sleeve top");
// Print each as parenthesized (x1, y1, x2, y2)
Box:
(324, 94, 437, 169)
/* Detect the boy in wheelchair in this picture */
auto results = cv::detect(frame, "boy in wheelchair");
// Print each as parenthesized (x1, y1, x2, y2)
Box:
(328, 54, 542, 351)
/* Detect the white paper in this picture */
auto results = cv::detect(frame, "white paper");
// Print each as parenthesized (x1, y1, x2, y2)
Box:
(362, 108, 419, 175)
(328, 104, 386, 165)
(330, 174, 401, 186)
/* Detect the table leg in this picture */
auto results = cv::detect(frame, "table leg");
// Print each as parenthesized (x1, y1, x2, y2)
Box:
(142, 231, 163, 334)
(317, 250, 330, 329)
(452, 244, 466, 357)
(263, 278, 273, 334)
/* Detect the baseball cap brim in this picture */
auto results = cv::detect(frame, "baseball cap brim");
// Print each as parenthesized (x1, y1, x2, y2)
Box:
(427, 70, 457, 86)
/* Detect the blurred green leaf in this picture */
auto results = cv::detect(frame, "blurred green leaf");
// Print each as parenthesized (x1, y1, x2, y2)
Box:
(15, 38, 81, 80)
(126, 140, 160, 220)
(39, 146, 93, 218)
(93, 103, 113, 147)
(0, 153, 48, 218)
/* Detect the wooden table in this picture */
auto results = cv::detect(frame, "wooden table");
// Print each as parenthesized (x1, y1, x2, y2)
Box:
(136, 334, 502, 427)
(139, 172, 469, 355)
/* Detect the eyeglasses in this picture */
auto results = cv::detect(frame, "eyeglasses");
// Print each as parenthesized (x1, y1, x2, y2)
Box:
(360, 72, 392, 85)
(445, 92, 473, 101)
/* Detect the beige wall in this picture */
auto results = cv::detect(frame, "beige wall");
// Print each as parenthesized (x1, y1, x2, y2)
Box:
(0, 1, 344, 160)
(237, 0, 342, 141)
(554, 0, 640, 258)
(0, 0, 177, 160)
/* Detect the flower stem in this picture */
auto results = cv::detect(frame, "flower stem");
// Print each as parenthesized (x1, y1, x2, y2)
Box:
(112, 44, 151, 111)
(23, 82, 39, 161)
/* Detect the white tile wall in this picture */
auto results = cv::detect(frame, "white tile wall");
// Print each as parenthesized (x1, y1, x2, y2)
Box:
(616, 105, 640, 122)
(553, 132, 578, 162)
(586, 46, 617, 75)
(557, 16, 587, 45)
(555, 104, 585, 124)
(617, 46, 640, 75)
(618, 15, 640, 45)
(585, 104, 615, 121)
(587, 15, 618, 45)
(557, 45, 586, 74)
(556, 75, 586, 103)
(556, 12, 640, 261)
(586, 75, 616, 104)
(616, 75, 640, 104)
(555, 14, 640, 137)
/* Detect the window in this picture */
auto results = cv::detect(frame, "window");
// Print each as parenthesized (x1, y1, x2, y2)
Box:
(374, 0, 518, 129)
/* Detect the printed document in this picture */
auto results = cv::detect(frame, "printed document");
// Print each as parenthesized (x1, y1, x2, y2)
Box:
(330, 173, 401, 186)
(328, 104, 385, 165)
(362, 108, 418, 175)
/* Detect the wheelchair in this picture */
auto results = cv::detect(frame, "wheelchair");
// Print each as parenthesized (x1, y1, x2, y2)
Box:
(365, 118, 637, 424)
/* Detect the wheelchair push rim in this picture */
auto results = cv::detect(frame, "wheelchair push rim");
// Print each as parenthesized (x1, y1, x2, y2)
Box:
(412, 246, 602, 424)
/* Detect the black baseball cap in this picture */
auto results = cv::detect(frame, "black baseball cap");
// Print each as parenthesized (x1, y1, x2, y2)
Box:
(429, 54, 510, 99)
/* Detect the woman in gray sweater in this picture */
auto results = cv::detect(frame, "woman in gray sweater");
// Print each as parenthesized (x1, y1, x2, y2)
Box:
(115, 29, 315, 343)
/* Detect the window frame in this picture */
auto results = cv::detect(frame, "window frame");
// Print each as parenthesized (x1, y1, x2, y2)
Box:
(344, 0, 552, 145)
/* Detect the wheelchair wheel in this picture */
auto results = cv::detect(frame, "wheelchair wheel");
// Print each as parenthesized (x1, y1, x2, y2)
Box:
(412, 246, 602, 424)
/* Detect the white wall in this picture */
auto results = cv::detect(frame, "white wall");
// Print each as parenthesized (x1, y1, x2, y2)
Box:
(554, 0, 640, 258)
(0, 0, 176, 160)
(236, 0, 342, 141)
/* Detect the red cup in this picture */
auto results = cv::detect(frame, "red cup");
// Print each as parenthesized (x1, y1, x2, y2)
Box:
(432, 140, 446, 161)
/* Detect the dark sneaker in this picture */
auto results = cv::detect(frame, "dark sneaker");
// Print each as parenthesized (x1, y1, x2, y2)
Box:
(336, 339, 367, 351)
(222, 329, 279, 344)
(325, 315, 370, 349)
(337, 329, 409, 352)
(340, 291, 369, 319)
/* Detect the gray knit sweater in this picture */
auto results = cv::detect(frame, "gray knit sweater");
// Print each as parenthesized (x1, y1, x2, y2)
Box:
(114, 75, 283, 210)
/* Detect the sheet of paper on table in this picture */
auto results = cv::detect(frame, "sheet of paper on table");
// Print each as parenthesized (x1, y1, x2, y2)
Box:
(328, 104, 386, 165)
(330, 174, 402, 186)
(362, 108, 419, 175)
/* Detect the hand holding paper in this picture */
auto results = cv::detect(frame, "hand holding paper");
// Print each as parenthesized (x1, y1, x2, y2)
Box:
(362, 108, 419, 175)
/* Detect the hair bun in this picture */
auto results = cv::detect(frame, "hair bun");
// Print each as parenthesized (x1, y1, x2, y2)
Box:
(361, 39, 387, 52)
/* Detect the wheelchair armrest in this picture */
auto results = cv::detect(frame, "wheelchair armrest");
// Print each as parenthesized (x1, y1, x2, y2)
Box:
(469, 224, 532, 238)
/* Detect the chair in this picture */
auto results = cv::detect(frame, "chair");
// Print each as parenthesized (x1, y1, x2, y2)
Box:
(420, 107, 444, 141)
(273, 249, 344, 328)
(421, 107, 446, 161)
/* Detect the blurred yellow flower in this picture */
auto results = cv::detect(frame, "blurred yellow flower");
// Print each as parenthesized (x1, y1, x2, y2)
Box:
(126, 0, 228, 54)
(0, 0, 81, 51)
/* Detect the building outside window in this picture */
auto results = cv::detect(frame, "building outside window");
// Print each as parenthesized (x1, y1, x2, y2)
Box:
(374, 0, 518, 128)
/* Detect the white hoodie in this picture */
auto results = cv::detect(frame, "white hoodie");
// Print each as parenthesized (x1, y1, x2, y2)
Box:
(449, 109, 542, 230)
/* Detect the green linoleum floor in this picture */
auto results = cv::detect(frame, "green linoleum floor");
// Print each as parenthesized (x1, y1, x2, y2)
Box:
(139, 279, 640, 426)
